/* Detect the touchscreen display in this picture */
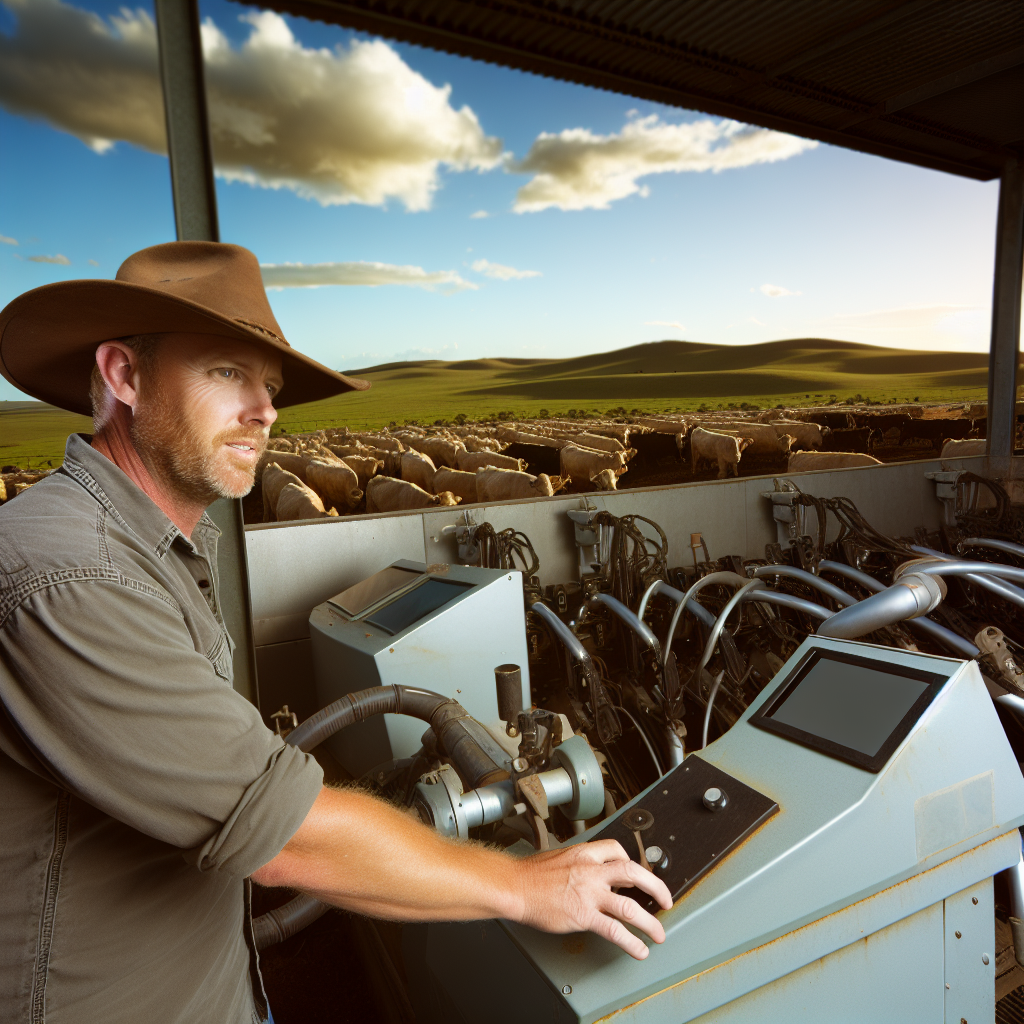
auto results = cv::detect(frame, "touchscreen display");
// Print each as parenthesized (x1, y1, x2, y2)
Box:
(366, 578, 473, 635)
(767, 658, 929, 758)
(329, 566, 421, 617)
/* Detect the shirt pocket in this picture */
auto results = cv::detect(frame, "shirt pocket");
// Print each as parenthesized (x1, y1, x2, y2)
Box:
(204, 629, 235, 683)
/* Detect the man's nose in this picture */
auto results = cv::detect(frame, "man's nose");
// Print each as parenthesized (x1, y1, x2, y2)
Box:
(244, 385, 279, 428)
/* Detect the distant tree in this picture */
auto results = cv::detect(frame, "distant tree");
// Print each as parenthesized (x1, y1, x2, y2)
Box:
(538, 408, 549, 419)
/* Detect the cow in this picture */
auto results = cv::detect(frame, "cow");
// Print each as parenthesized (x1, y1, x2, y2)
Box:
(690, 427, 751, 479)
(787, 451, 882, 471)
(275, 481, 333, 521)
(401, 448, 437, 492)
(822, 426, 876, 452)
(769, 420, 825, 451)
(496, 427, 567, 449)
(559, 445, 634, 486)
(547, 430, 624, 454)
(902, 418, 973, 450)
(463, 436, 505, 453)
(261, 462, 306, 521)
(340, 454, 384, 490)
(589, 468, 620, 491)
(257, 449, 309, 483)
(803, 410, 855, 430)
(407, 435, 465, 468)
(940, 438, 987, 464)
(698, 422, 793, 458)
(456, 449, 526, 473)
(475, 467, 557, 501)
(365, 476, 460, 512)
(306, 458, 364, 512)
(350, 432, 405, 453)
(433, 467, 479, 504)
(328, 443, 372, 459)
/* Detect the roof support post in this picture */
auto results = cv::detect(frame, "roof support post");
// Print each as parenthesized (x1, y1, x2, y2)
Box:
(987, 157, 1023, 461)
(154, 0, 260, 709)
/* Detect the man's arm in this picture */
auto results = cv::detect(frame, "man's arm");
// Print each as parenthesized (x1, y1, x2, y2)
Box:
(251, 785, 673, 960)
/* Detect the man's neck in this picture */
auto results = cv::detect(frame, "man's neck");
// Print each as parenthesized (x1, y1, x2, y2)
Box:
(91, 409, 207, 538)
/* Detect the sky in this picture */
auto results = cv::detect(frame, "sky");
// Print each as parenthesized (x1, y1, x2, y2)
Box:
(0, 0, 1002, 402)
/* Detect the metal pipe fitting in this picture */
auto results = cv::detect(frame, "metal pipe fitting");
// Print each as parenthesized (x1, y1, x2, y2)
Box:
(816, 573, 944, 640)
(899, 557, 1024, 594)
(960, 536, 1024, 561)
(751, 564, 856, 606)
(529, 600, 596, 674)
(588, 592, 662, 661)
(908, 546, 1024, 609)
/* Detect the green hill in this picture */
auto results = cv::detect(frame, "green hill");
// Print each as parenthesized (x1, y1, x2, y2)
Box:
(0, 338, 1010, 463)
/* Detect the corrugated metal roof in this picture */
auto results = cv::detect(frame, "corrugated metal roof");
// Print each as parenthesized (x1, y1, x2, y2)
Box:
(240, 0, 1023, 180)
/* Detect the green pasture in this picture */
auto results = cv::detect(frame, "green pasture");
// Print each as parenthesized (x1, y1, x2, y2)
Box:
(0, 338, 1012, 466)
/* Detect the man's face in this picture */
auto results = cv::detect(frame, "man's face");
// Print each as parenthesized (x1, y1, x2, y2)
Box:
(130, 333, 283, 505)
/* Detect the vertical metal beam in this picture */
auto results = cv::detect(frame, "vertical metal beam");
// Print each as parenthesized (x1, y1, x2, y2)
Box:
(154, 0, 260, 708)
(154, 0, 219, 243)
(988, 157, 1024, 460)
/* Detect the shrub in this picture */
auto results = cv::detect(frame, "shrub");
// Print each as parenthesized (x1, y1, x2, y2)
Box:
(453, 412, 468, 425)
(538, 408, 549, 419)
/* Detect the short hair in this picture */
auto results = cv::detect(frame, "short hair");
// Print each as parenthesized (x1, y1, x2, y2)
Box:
(90, 334, 164, 426)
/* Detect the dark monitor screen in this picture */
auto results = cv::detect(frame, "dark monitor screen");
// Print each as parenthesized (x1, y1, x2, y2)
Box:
(750, 648, 948, 772)
(366, 578, 474, 635)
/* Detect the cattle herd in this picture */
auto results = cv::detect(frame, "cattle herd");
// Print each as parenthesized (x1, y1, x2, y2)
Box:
(250, 402, 1010, 524)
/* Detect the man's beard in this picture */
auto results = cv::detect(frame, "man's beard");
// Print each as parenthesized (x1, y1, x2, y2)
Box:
(130, 390, 268, 507)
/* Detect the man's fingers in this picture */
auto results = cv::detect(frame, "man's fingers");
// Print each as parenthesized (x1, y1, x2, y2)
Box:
(616, 860, 673, 911)
(601, 892, 667, 946)
(577, 838, 630, 865)
(587, 910, 652, 960)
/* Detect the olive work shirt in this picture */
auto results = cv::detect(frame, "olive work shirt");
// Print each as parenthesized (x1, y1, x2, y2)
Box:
(0, 434, 324, 1024)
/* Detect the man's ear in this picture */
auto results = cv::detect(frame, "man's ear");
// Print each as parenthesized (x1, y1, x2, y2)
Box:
(94, 341, 145, 412)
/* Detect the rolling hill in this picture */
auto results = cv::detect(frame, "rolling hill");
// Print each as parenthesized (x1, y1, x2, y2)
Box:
(0, 338, 1011, 463)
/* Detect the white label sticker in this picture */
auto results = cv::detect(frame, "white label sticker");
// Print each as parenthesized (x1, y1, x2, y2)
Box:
(914, 771, 994, 861)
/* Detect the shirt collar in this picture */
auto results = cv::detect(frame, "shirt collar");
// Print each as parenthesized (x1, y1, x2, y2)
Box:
(60, 434, 222, 558)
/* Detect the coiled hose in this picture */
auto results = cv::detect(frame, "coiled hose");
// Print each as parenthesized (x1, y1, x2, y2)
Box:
(251, 685, 506, 951)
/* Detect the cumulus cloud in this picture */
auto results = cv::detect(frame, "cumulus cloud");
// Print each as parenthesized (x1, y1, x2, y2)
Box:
(0, 0, 503, 210)
(511, 115, 816, 212)
(470, 210, 489, 219)
(0, 234, 18, 245)
(27, 253, 70, 264)
(759, 283, 801, 297)
(88, 258, 99, 265)
(260, 260, 475, 294)
(645, 320, 685, 330)
(470, 258, 540, 280)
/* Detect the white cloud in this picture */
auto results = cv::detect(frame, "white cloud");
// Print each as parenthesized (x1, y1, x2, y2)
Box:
(645, 320, 686, 330)
(87, 258, 99, 265)
(260, 260, 475, 294)
(0, 0, 503, 211)
(511, 115, 816, 212)
(759, 283, 801, 297)
(748, 317, 766, 326)
(470, 210, 489, 219)
(27, 253, 70, 264)
(470, 258, 540, 280)
(0, 234, 17, 245)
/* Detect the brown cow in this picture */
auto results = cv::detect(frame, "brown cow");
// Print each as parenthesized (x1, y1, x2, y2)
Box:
(340, 454, 384, 490)
(690, 427, 751, 479)
(589, 468, 620, 491)
(262, 462, 305, 521)
(306, 458, 363, 511)
(257, 449, 309, 483)
(407, 435, 465, 468)
(475, 467, 556, 501)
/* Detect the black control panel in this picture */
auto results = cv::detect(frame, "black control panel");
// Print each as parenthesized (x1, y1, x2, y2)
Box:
(589, 756, 778, 912)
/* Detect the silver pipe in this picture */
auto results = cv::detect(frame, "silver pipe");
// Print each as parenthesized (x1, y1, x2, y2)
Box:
(702, 670, 725, 750)
(816, 573, 944, 640)
(909, 546, 1024, 609)
(744, 589, 832, 620)
(996, 693, 1024, 721)
(666, 729, 685, 768)
(901, 558, 1024, 593)
(535, 767, 574, 808)
(961, 536, 1024, 560)
(461, 779, 517, 829)
(696, 579, 765, 683)
(821, 560, 978, 657)
(530, 601, 594, 671)
(663, 571, 748, 671)
(751, 565, 856, 606)
(589, 593, 662, 662)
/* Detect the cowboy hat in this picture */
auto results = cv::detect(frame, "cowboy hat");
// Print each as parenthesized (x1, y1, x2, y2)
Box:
(0, 241, 369, 416)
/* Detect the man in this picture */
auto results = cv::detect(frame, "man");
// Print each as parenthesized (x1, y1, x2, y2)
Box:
(0, 242, 670, 1024)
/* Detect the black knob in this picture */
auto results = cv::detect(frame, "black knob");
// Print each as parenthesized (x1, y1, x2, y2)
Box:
(495, 665, 523, 735)
(703, 787, 728, 812)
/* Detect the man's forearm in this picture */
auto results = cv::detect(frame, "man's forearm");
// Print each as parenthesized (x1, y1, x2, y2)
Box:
(251, 786, 524, 922)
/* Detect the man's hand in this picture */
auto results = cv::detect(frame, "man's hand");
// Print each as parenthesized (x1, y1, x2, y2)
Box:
(511, 839, 672, 960)
(253, 786, 673, 960)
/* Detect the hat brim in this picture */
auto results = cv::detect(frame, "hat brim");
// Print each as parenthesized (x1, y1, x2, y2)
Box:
(0, 278, 370, 417)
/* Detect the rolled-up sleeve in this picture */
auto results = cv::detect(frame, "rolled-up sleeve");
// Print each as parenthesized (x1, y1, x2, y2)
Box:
(0, 578, 323, 877)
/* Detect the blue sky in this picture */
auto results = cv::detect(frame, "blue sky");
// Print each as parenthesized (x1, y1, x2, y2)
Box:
(0, 0, 1001, 402)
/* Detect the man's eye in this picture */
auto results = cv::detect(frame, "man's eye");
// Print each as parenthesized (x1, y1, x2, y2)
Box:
(217, 368, 235, 379)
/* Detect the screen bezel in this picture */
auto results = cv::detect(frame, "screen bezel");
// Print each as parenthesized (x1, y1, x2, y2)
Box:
(749, 647, 949, 773)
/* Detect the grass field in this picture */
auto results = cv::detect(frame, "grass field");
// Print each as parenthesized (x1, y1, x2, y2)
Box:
(0, 338, 1014, 465)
